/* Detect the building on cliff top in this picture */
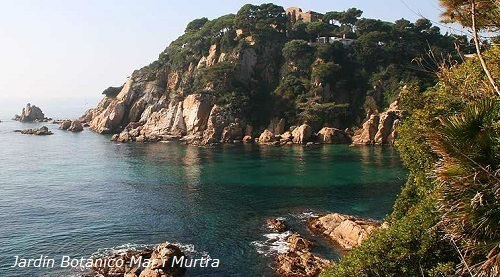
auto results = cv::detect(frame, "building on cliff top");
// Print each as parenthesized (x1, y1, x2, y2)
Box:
(286, 7, 323, 23)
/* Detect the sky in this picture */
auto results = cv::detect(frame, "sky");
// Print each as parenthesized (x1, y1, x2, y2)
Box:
(0, 0, 465, 119)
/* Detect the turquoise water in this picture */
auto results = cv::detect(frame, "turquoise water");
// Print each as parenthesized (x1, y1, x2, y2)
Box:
(0, 120, 406, 277)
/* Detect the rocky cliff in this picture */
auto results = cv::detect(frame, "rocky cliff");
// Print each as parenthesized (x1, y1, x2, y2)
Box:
(80, 4, 451, 146)
(351, 99, 405, 146)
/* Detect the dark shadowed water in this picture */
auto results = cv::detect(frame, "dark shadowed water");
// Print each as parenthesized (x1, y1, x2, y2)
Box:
(0, 121, 406, 277)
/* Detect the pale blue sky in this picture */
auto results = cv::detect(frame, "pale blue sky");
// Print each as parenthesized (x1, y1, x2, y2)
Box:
(0, 0, 463, 119)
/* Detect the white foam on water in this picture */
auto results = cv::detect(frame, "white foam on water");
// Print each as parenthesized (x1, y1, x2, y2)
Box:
(92, 243, 157, 257)
(91, 242, 209, 258)
(293, 211, 319, 220)
(251, 231, 293, 256)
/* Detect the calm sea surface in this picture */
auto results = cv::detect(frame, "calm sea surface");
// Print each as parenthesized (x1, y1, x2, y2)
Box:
(0, 120, 407, 277)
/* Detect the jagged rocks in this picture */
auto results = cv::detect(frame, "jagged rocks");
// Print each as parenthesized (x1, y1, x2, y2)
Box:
(182, 94, 213, 134)
(13, 104, 48, 122)
(291, 124, 312, 144)
(351, 100, 404, 146)
(258, 129, 276, 145)
(266, 218, 288, 233)
(59, 120, 84, 132)
(268, 118, 286, 136)
(59, 120, 72, 130)
(242, 135, 253, 143)
(316, 127, 351, 144)
(90, 101, 126, 134)
(17, 126, 53, 136)
(275, 234, 331, 277)
(308, 213, 380, 250)
(89, 242, 186, 277)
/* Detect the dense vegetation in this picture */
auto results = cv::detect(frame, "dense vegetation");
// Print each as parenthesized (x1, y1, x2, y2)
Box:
(323, 27, 499, 277)
(148, 3, 468, 130)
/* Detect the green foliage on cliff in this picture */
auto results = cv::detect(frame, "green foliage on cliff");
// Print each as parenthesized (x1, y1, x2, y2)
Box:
(323, 47, 499, 277)
(152, 3, 469, 130)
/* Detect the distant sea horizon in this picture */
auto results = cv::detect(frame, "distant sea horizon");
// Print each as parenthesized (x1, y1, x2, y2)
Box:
(0, 96, 102, 121)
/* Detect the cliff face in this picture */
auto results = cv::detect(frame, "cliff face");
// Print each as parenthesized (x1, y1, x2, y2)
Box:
(81, 4, 456, 145)
(81, 43, 261, 145)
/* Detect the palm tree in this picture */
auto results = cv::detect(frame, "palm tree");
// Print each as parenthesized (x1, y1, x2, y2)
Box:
(429, 99, 499, 276)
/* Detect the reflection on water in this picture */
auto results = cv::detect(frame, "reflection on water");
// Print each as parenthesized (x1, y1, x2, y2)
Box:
(0, 121, 407, 277)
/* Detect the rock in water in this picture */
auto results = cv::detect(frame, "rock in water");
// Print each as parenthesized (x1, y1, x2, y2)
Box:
(59, 120, 72, 130)
(291, 124, 312, 144)
(308, 213, 380, 250)
(18, 126, 53, 136)
(258, 129, 276, 145)
(316, 127, 351, 144)
(59, 120, 84, 132)
(275, 234, 331, 277)
(68, 120, 84, 132)
(14, 103, 47, 122)
(266, 218, 288, 233)
(90, 242, 186, 277)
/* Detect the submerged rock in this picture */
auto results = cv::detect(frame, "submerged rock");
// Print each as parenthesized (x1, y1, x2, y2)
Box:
(308, 213, 380, 250)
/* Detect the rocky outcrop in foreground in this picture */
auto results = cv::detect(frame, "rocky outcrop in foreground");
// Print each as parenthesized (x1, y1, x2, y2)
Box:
(88, 242, 186, 277)
(276, 233, 332, 277)
(308, 213, 380, 250)
(13, 103, 50, 122)
(351, 100, 404, 146)
(262, 218, 331, 277)
(15, 126, 53, 136)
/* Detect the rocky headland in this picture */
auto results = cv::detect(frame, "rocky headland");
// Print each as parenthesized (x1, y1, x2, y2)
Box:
(78, 4, 413, 147)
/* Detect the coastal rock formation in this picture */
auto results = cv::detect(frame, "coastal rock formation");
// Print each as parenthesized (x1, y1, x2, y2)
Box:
(16, 126, 53, 136)
(90, 100, 126, 134)
(68, 120, 84, 132)
(316, 127, 351, 144)
(291, 124, 312, 144)
(275, 234, 331, 277)
(308, 213, 380, 250)
(89, 242, 186, 277)
(351, 100, 404, 145)
(59, 120, 84, 132)
(268, 118, 286, 136)
(258, 129, 276, 145)
(266, 218, 288, 233)
(13, 104, 48, 122)
(59, 120, 71, 130)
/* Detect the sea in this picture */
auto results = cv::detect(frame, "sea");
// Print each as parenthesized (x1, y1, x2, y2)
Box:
(0, 119, 407, 276)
